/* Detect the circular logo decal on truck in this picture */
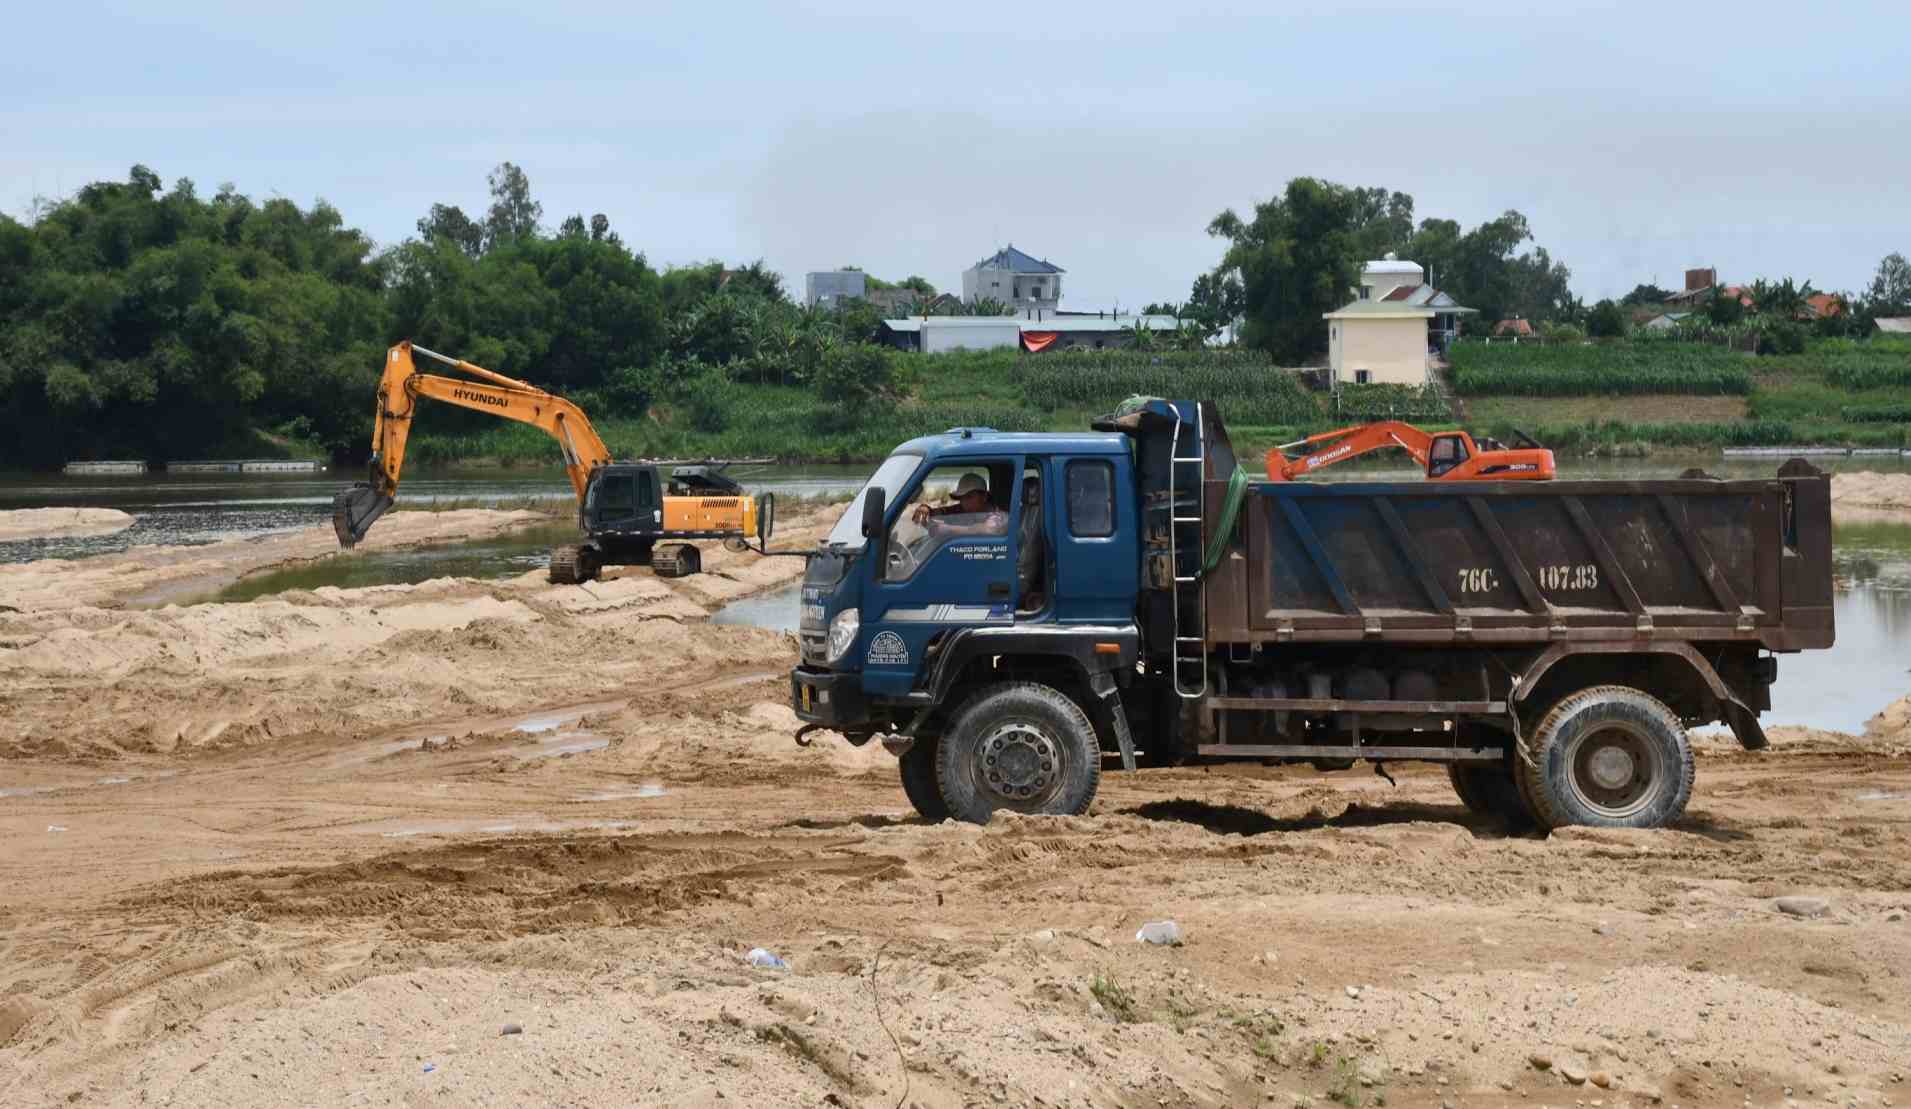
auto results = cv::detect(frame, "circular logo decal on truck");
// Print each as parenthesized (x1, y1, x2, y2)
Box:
(867, 631, 909, 666)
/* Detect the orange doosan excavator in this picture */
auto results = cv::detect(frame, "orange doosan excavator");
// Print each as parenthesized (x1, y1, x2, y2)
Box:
(1264, 420, 1556, 481)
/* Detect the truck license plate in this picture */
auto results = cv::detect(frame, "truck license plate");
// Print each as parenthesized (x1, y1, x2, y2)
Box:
(801, 684, 813, 711)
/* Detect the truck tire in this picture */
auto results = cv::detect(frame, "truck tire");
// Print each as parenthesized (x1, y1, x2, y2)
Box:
(1446, 764, 1534, 831)
(1517, 685, 1694, 830)
(936, 683, 1101, 824)
(898, 737, 949, 823)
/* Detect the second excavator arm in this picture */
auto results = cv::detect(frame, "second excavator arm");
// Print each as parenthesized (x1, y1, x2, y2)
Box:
(333, 341, 613, 547)
(1264, 420, 1435, 481)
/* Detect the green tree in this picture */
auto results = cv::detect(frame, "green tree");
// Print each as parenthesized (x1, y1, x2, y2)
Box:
(416, 203, 484, 258)
(1620, 282, 1673, 306)
(482, 162, 542, 250)
(810, 343, 895, 427)
(1706, 286, 1747, 326)
(1866, 252, 1911, 312)
(1207, 177, 1363, 362)
(1586, 299, 1626, 338)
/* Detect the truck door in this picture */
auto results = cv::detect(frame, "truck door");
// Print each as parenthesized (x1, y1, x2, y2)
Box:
(862, 458, 1020, 698)
(1050, 453, 1139, 622)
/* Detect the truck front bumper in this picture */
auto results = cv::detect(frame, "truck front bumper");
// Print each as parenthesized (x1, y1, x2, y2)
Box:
(790, 666, 870, 728)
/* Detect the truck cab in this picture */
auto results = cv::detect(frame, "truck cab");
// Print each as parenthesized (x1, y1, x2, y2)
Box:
(792, 427, 1154, 821)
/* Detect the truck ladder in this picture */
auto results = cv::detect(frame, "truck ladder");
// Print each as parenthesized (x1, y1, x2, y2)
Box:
(1169, 403, 1207, 698)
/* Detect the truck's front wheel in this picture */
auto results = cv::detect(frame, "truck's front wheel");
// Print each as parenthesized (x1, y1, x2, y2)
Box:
(898, 737, 949, 823)
(936, 683, 1101, 824)
(1518, 685, 1694, 830)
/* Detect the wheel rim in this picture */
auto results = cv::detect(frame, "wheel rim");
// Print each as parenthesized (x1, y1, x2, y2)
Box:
(1564, 722, 1661, 818)
(973, 719, 1063, 809)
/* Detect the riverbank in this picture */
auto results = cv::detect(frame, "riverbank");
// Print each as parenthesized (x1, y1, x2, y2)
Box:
(0, 507, 134, 542)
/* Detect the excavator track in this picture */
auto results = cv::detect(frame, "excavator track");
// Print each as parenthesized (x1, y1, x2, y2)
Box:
(651, 543, 701, 579)
(548, 544, 598, 585)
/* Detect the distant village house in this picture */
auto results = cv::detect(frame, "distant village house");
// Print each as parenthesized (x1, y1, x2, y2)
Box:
(962, 245, 1063, 314)
(1323, 253, 1474, 385)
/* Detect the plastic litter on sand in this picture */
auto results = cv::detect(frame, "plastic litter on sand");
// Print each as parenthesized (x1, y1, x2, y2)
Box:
(746, 947, 789, 969)
(1136, 920, 1183, 945)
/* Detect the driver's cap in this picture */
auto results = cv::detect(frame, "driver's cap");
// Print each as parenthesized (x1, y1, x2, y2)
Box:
(954, 473, 987, 496)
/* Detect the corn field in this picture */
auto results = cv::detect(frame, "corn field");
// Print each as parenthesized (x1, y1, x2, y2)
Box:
(1449, 341, 1752, 396)
(1012, 352, 1319, 425)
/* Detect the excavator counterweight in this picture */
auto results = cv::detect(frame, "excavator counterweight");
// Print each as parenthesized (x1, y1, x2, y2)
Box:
(334, 341, 773, 581)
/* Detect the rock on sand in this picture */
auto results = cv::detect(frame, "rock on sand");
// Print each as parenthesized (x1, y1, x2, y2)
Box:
(0, 508, 136, 542)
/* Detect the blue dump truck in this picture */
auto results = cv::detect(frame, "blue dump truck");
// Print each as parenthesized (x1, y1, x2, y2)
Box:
(790, 399, 1835, 830)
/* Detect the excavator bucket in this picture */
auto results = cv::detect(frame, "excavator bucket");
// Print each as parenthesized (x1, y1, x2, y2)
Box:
(332, 483, 394, 549)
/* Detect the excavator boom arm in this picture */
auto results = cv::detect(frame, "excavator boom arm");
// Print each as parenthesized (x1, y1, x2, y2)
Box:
(335, 341, 614, 547)
(1265, 420, 1435, 480)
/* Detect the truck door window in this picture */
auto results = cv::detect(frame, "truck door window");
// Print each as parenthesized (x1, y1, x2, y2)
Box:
(882, 462, 1012, 581)
(1066, 460, 1115, 537)
(1428, 436, 1468, 477)
(636, 470, 656, 508)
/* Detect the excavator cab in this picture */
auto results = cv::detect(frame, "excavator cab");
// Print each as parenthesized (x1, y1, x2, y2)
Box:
(581, 465, 662, 534)
(1426, 433, 1469, 478)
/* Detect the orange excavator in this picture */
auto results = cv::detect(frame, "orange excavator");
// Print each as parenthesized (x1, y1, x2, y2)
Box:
(1264, 420, 1555, 481)
(332, 341, 773, 582)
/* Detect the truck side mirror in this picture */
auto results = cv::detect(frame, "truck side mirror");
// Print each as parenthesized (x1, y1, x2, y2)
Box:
(862, 488, 887, 568)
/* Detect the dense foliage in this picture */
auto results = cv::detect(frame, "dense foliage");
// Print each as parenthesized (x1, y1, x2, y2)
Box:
(1201, 178, 1575, 362)
(1449, 341, 1753, 397)
(0, 164, 906, 467)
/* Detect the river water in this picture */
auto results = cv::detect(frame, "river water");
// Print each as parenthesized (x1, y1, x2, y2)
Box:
(2, 459, 1907, 733)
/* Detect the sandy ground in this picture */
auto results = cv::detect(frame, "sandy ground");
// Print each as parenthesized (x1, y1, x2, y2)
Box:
(1830, 472, 1911, 512)
(0, 508, 135, 543)
(2, 509, 1909, 1108)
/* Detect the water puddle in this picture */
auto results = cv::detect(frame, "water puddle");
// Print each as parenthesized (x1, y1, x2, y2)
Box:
(1855, 790, 1909, 802)
(522, 731, 610, 759)
(710, 583, 801, 633)
(374, 817, 635, 838)
(570, 783, 668, 802)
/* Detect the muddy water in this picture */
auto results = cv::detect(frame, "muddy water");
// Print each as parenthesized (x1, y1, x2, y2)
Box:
(0, 464, 871, 564)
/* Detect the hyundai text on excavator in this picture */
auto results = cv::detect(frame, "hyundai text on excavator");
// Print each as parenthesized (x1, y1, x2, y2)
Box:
(331, 340, 774, 582)
(1265, 420, 1555, 482)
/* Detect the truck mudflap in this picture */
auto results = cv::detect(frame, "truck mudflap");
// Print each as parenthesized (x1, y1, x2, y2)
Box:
(1510, 641, 1768, 751)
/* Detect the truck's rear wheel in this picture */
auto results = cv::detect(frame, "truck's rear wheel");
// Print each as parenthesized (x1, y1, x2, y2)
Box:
(1446, 763, 1534, 831)
(936, 683, 1100, 824)
(898, 737, 949, 823)
(1517, 685, 1694, 830)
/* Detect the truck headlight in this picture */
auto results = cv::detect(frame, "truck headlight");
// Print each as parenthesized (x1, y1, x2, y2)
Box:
(826, 608, 860, 664)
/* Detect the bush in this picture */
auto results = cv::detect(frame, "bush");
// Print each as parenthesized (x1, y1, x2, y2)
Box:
(681, 367, 735, 432)
(811, 343, 896, 428)
(1448, 341, 1752, 396)
(1586, 300, 1627, 338)
(1538, 321, 1585, 342)
(1758, 320, 1807, 356)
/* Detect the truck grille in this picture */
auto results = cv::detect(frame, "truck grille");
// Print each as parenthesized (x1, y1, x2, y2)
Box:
(800, 631, 827, 665)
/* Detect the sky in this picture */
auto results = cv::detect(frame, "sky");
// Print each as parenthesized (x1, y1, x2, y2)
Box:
(5, 1, 1908, 309)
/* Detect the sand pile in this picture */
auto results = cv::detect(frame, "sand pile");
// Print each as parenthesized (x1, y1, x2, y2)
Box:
(1864, 694, 1911, 749)
(1830, 472, 1911, 511)
(0, 507, 135, 541)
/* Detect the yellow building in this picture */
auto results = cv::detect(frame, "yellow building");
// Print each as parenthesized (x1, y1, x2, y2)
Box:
(1323, 254, 1474, 385)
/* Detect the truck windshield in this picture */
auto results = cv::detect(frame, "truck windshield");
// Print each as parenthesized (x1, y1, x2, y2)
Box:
(825, 453, 922, 548)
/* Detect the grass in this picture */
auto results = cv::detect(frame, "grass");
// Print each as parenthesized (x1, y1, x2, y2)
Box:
(1450, 340, 1753, 397)
(1089, 973, 1140, 1023)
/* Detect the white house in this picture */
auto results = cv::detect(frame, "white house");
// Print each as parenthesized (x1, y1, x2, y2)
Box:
(1323, 253, 1474, 385)
(962, 245, 1063, 313)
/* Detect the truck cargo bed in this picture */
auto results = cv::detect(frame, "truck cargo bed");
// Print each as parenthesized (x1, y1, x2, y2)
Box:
(1201, 470, 1833, 652)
